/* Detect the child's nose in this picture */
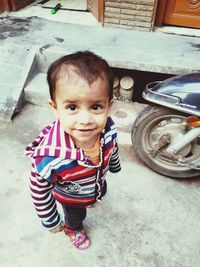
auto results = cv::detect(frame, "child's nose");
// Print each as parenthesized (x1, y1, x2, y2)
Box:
(78, 110, 93, 124)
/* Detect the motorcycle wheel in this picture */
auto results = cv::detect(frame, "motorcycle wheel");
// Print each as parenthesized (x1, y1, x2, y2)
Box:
(131, 105, 200, 178)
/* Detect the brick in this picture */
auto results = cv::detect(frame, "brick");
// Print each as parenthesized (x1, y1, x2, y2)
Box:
(135, 16, 152, 22)
(120, 19, 136, 26)
(121, 9, 138, 15)
(122, 0, 154, 5)
(104, 17, 120, 24)
(134, 10, 153, 17)
(121, 3, 137, 9)
(117, 24, 134, 30)
(104, 12, 120, 19)
(105, 12, 136, 21)
(105, 0, 121, 3)
(105, 7, 121, 13)
(136, 4, 154, 11)
(134, 21, 151, 27)
(105, 2, 122, 8)
(119, 14, 135, 20)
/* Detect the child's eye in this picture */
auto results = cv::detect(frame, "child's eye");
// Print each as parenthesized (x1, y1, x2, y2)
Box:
(66, 104, 77, 111)
(92, 104, 103, 111)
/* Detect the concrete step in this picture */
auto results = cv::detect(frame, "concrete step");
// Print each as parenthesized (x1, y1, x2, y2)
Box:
(1, 20, 200, 122)
(0, 44, 36, 121)
(25, 73, 49, 107)
(1, 14, 200, 123)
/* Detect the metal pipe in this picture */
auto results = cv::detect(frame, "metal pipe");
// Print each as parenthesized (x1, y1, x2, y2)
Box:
(166, 127, 200, 155)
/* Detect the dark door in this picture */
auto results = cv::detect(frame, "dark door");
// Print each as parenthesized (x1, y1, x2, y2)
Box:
(163, 0, 200, 29)
(0, 0, 11, 12)
(10, 0, 35, 11)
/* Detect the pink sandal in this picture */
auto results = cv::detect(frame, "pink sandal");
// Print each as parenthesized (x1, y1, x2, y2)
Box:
(63, 225, 91, 250)
(86, 205, 93, 208)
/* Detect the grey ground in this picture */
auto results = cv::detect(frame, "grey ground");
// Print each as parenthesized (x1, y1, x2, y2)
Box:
(1, 3, 200, 267)
(1, 101, 200, 267)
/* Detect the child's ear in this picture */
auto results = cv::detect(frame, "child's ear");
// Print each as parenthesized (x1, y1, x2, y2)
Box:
(48, 99, 58, 117)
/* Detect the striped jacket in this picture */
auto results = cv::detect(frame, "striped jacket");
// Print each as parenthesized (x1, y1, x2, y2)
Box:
(25, 117, 121, 229)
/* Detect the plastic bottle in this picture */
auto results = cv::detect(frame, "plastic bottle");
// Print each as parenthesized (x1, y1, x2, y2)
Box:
(51, 3, 62, 15)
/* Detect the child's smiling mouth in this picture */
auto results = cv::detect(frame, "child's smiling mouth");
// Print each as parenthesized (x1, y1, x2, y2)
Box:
(75, 128, 96, 133)
(73, 128, 96, 134)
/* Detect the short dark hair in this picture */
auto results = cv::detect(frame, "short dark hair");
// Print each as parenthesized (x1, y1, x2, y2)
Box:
(47, 51, 114, 101)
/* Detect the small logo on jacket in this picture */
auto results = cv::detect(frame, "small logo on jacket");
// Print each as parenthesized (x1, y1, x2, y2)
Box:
(57, 176, 81, 194)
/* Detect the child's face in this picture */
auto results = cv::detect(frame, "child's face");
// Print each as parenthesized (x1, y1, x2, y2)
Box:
(50, 75, 112, 148)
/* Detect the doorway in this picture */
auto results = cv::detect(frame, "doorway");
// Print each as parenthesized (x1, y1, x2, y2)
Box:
(155, 0, 200, 29)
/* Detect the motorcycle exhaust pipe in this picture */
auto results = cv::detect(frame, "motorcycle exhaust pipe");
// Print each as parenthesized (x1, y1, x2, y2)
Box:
(166, 127, 200, 156)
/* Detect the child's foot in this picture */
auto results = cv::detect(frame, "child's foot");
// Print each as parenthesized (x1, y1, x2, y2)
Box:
(86, 204, 93, 208)
(63, 225, 91, 250)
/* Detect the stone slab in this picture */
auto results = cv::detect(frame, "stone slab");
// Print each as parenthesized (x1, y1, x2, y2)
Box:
(0, 15, 200, 120)
(25, 72, 49, 106)
(0, 16, 200, 76)
(0, 43, 36, 120)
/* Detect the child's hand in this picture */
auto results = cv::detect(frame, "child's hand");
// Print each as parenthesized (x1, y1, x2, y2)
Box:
(50, 221, 65, 234)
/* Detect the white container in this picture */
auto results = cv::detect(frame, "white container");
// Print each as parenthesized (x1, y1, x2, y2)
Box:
(120, 76, 134, 101)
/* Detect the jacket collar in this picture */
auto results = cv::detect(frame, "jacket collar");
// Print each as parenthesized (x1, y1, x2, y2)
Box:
(25, 118, 114, 161)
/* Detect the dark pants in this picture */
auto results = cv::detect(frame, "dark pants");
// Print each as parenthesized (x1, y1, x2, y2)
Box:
(62, 205, 87, 230)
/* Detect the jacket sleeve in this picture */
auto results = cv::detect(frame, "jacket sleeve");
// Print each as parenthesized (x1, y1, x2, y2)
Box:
(109, 143, 121, 173)
(29, 162, 61, 230)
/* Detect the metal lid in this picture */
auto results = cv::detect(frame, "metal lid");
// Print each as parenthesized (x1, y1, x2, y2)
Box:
(120, 76, 134, 90)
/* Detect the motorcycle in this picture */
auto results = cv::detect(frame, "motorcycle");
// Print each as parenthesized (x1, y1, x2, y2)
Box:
(131, 72, 200, 179)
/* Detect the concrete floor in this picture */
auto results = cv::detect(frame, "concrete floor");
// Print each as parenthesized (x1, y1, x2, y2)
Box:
(5, 0, 101, 27)
(1, 100, 200, 267)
